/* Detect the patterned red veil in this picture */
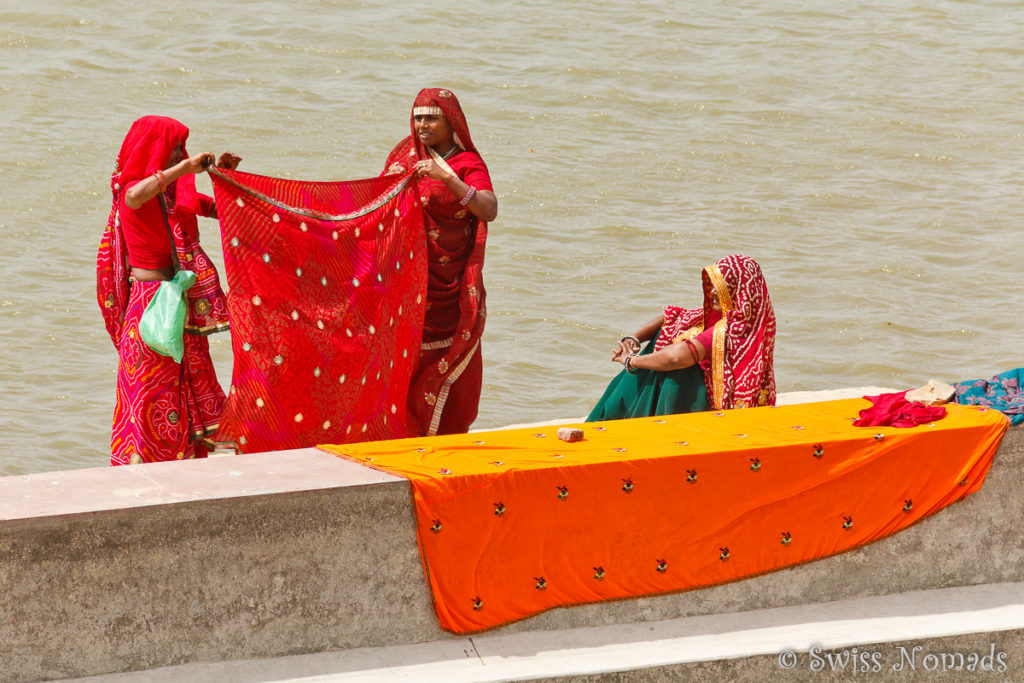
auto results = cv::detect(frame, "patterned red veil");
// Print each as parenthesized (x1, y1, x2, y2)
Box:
(658, 254, 776, 409)
(210, 168, 427, 452)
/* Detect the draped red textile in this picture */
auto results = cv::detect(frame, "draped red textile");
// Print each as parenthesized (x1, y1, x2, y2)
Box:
(210, 168, 427, 452)
(657, 255, 776, 409)
(382, 88, 490, 436)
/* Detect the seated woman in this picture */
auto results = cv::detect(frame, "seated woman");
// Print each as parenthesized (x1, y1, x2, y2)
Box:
(587, 254, 776, 421)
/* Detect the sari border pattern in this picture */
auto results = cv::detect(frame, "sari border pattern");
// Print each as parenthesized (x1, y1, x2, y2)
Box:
(427, 340, 480, 437)
(208, 167, 413, 222)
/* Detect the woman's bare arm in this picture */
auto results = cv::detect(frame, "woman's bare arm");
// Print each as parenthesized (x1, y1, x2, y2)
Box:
(628, 338, 706, 372)
(124, 153, 213, 209)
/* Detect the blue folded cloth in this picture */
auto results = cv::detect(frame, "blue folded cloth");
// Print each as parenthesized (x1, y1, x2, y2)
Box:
(954, 368, 1024, 426)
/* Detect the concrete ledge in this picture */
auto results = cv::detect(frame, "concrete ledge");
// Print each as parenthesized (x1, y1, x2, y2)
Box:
(0, 451, 437, 682)
(2, 389, 1021, 681)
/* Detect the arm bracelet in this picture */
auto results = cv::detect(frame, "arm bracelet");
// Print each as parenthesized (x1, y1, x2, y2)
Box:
(459, 185, 477, 206)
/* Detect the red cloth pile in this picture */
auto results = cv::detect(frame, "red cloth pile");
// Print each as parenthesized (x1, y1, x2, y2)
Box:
(853, 391, 947, 428)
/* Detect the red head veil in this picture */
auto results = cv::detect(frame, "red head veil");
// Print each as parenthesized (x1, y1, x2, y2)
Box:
(113, 116, 187, 187)
(405, 87, 489, 174)
(702, 254, 777, 409)
(384, 88, 488, 178)
(410, 88, 482, 160)
(111, 115, 203, 216)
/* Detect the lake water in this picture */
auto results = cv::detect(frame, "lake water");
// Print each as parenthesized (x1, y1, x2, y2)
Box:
(2, 0, 1023, 475)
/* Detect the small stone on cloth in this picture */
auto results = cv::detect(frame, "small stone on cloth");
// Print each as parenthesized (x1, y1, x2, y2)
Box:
(557, 427, 584, 442)
(905, 378, 955, 406)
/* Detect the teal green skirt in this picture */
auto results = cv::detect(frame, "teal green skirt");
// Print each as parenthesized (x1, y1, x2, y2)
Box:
(586, 334, 709, 422)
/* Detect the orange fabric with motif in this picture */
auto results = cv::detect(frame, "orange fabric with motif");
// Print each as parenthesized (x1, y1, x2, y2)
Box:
(321, 399, 1007, 633)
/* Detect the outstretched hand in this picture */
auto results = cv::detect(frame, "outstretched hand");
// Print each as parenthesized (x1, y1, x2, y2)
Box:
(217, 152, 242, 170)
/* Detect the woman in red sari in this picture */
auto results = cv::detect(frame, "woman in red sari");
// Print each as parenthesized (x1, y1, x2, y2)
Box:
(383, 88, 497, 436)
(97, 115, 237, 465)
(588, 254, 776, 420)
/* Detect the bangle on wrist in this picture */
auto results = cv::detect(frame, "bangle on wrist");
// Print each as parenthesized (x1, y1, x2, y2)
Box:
(619, 335, 640, 347)
(624, 353, 640, 374)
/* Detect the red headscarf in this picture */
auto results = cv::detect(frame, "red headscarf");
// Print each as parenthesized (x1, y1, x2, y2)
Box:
(411, 88, 482, 160)
(110, 115, 204, 217)
(113, 116, 187, 185)
(659, 255, 776, 409)
(386, 88, 489, 177)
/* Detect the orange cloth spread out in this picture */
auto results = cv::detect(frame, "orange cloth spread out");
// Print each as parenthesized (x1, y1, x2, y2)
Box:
(320, 398, 1007, 633)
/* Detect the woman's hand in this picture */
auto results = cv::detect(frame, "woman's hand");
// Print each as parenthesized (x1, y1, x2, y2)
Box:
(414, 159, 449, 182)
(611, 338, 640, 362)
(217, 152, 242, 170)
(184, 152, 215, 174)
(415, 157, 499, 222)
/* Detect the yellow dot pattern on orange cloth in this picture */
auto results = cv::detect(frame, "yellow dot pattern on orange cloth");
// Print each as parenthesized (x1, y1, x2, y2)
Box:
(320, 398, 1007, 633)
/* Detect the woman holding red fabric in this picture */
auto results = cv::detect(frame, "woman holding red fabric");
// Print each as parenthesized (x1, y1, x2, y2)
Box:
(383, 88, 497, 436)
(587, 254, 776, 421)
(97, 115, 238, 465)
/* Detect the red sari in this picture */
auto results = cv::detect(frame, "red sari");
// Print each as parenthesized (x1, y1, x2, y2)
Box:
(96, 116, 229, 465)
(208, 168, 427, 453)
(383, 88, 492, 436)
(658, 254, 777, 409)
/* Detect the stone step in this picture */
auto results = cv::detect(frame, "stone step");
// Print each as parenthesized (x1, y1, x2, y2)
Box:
(70, 581, 1024, 682)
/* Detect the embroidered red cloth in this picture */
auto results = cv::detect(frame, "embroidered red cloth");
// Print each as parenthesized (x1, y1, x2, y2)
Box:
(210, 168, 427, 452)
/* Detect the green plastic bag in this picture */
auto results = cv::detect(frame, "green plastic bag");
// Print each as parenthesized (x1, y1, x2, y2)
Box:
(139, 270, 196, 363)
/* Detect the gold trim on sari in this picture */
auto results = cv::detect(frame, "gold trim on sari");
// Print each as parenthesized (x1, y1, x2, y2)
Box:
(705, 264, 734, 312)
(427, 340, 480, 437)
(428, 146, 462, 176)
(422, 337, 454, 351)
(705, 264, 733, 410)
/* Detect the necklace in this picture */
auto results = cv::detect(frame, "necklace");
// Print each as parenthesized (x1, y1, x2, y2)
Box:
(439, 145, 459, 160)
